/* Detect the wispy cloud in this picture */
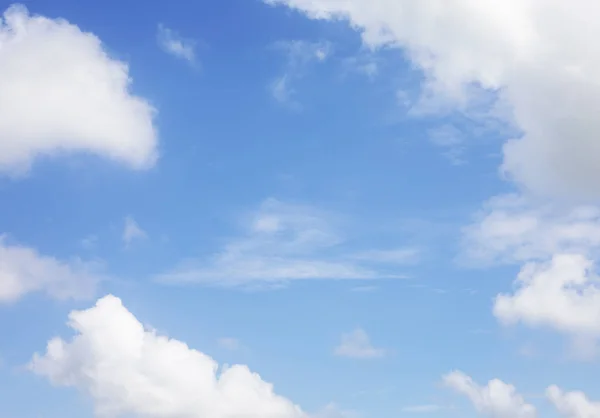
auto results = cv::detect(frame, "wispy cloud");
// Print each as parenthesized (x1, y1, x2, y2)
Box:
(270, 40, 332, 108)
(122, 216, 147, 247)
(156, 199, 416, 288)
(157, 24, 197, 64)
(0, 236, 100, 303)
(334, 328, 385, 359)
(428, 124, 466, 166)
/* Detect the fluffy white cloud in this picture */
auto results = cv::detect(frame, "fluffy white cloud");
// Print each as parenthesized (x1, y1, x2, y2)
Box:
(265, 0, 600, 199)
(122, 216, 147, 246)
(334, 328, 385, 359)
(0, 4, 157, 175)
(30, 295, 306, 418)
(156, 198, 414, 288)
(494, 254, 600, 348)
(547, 385, 600, 418)
(157, 24, 196, 63)
(443, 371, 536, 418)
(0, 236, 99, 303)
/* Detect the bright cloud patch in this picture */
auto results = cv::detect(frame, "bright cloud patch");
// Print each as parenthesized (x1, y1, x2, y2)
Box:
(462, 194, 600, 266)
(494, 254, 600, 352)
(0, 237, 99, 303)
(30, 295, 306, 418)
(265, 0, 600, 200)
(0, 4, 157, 175)
(443, 371, 536, 418)
(547, 385, 600, 418)
(156, 198, 415, 288)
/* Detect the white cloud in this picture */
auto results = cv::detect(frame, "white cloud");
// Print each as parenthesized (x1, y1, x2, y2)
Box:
(264, 0, 600, 200)
(217, 337, 241, 351)
(547, 385, 600, 418)
(156, 199, 412, 288)
(443, 371, 536, 418)
(494, 254, 600, 352)
(157, 23, 196, 64)
(0, 236, 99, 303)
(29, 295, 307, 418)
(462, 194, 600, 266)
(122, 216, 147, 246)
(0, 4, 157, 175)
(271, 40, 331, 107)
(334, 328, 385, 359)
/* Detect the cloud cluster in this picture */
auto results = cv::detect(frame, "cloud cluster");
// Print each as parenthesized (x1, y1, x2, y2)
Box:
(0, 4, 158, 175)
(30, 295, 307, 418)
(444, 371, 536, 418)
(445, 371, 600, 418)
(265, 0, 600, 200)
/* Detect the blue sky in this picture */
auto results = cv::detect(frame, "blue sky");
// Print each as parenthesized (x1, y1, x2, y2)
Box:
(1, 1, 600, 417)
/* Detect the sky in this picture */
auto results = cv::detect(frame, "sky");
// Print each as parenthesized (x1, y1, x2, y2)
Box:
(1, 0, 600, 417)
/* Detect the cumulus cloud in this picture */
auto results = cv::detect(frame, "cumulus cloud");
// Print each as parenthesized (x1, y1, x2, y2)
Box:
(264, 0, 600, 200)
(157, 23, 196, 64)
(547, 385, 600, 418)
(334, 328, 385, 359)
(494, 254, 600, 356)
(30, 295, 307, 418)
(0, 4, 158, 175)
(122, 216, 147, 246)
(156, 198, 414, 288)
(443, 371, 536, 418)
(0, 236, 99, 303)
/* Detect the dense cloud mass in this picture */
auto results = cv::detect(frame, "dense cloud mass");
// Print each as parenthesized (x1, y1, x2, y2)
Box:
(30, 295, 306, 418)
(0, 4, 157, 175)
(265, 0, 600, 200)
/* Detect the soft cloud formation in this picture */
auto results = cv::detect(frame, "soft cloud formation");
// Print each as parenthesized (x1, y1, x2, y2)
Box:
(334, 328, 385, 359)
(271, 40, 331, 107)
(156, 199, 414, 288)
(157, 23, 196, 63)
(0, 236, 99, 303)
(547, 385, 600, 418)
(0, 4, 157, 175)
(463, 194, 600, 354)
(30, 295, 306, 418)
(122, 216, 147, 246)
(443, 371, 536, 418)
(265, 0, 600, 200)
(494, 254, 600, 355)
(462, 194, 600, 266)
